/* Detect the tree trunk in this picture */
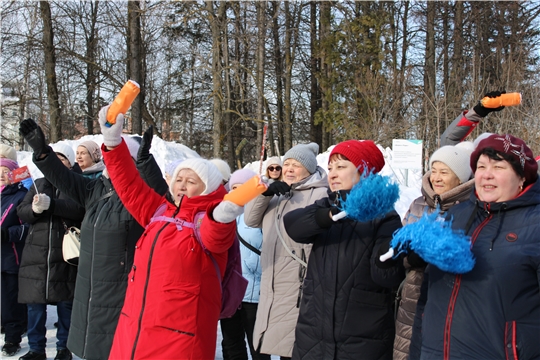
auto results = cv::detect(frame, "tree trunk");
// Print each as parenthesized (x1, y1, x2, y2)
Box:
(85, 1, 99, 135)
(128, 0, 143, 134)
(256, 1, 267, 158)
(309, 1, 322, 146)
(39, 0, 62, 142)
(206, 1, 226, 158)
(271, 1, 285, 156)
(423, 1, 437, 154)
(283, 1, 293, 150)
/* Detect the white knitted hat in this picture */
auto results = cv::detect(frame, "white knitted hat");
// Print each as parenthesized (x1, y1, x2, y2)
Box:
(169, 158, 223, 196)
(0, 144, 17, 162)
(51, 142, 75, 167)
(430, 145, 472, 184)
(210, 158, 231, 182)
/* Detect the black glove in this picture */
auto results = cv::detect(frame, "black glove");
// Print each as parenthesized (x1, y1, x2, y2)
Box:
(315, 206, 341, 228)
(137, 126, 153, 161)
(406, 250, 427, 269)
(473, 90, 506, 117)
(262, 181, 291, 197)
(19, 118, 50, 158)
(375, 240, 400, 269)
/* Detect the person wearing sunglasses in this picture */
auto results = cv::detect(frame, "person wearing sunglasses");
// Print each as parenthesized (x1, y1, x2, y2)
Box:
(264, 157, 283, 181)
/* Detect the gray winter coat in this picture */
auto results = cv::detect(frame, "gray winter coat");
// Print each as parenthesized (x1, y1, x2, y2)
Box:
(244, 167, 328, 357)
(393, 172, 474, 360)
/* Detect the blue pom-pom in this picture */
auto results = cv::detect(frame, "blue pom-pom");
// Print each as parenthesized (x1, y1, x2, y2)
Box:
(341, 171, 400, 223)
(391, 211, 475, 274)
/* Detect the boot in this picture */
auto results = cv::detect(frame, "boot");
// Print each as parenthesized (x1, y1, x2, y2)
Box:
(54, 349, 72, 360)
(2, 342, 21, 357)
(19, 351, 46, 360)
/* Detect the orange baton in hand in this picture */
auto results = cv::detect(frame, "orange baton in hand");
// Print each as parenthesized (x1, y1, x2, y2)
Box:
(106, 80, 140, 127)
(223, 175, 269, 206)
(481, 92, 521, 108)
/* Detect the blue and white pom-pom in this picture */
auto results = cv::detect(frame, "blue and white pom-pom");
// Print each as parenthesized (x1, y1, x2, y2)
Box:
(332, 171, 400, 223)
(379, 210, 475, 274)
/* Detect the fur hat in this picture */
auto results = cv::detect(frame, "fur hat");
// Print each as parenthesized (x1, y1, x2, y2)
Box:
(0, 158, 19, 171)
(169, 158, 223, 196)
(470, 133, 538, 185)
(78, 140, 101, 163)
(430, 145, 472, 184)
(210, 158, 231, 182)
(229, 168, 257, 188)
(283, 143, 319, 174)
(0, 144, 17, 162)
(51, 142, 75, 167)
(330, 140, 385, 174)
(123, 136, 141, 161)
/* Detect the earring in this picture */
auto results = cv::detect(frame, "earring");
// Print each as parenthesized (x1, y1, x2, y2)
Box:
(520, 185, 524, 191)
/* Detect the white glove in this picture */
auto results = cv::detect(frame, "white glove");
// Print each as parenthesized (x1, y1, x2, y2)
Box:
(32, 194, 51, 214)
(98, 105, 124, 147)
(213, 200, 244, 223)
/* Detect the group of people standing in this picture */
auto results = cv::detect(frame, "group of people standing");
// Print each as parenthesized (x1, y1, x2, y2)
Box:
(1, 90, 539, 360)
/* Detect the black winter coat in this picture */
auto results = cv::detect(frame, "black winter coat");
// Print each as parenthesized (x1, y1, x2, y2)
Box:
(17, 176, 85, 304)
(33, 149, 144, 360)
(283, 191, 405, 360)
(1, 182, 28, 274)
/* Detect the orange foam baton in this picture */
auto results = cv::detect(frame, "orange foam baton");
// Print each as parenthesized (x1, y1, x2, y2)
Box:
(223, 175, 268, 206)
(480, 92, 521, 108)
(105, 80, 140, 127)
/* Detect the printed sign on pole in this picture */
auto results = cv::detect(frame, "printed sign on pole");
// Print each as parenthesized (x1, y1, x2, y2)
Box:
(392, 140, 423, 170)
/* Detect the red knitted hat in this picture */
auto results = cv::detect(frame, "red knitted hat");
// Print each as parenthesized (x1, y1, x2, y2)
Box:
(470, 133, 538, 185)
(330, 140, 385, 174)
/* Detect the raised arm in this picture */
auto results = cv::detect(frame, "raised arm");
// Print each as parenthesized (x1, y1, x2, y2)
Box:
(440, 91, 506, 146)
(101, 140, 163, 227)
(283, 197, 333, 244)
(19, 119, 94, 208)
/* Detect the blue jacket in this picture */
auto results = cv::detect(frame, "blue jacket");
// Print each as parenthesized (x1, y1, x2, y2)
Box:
(416, 180, 540, 360)
(1, 182, 29, 273)
(237, 213, 263, 303)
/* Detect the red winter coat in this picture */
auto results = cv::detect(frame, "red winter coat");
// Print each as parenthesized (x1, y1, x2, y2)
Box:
(102, 141, 236, 360)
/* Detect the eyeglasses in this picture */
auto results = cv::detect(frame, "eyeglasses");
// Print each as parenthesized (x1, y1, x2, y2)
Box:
(267, 166, 282, 172)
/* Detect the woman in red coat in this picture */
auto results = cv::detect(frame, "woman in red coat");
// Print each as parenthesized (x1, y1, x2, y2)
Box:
(98, 107, 242, 359)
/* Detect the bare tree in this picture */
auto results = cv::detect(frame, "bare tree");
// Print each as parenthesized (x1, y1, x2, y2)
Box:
(39, 0, 62, 142)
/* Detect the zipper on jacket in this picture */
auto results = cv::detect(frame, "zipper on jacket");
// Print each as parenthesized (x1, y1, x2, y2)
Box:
(443, 211, 492, 360)
(45, 217, 53, 301)
(130, 222, 169, 360)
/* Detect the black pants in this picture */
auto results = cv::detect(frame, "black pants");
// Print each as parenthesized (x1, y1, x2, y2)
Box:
(1, 272, 26, 344)
(220, 302, 271, 360)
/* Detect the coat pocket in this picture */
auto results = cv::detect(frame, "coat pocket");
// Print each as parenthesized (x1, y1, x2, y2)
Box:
(341, 287, 391, 338)
(154, 281, 201, 335)
(506, 320, 540, 360)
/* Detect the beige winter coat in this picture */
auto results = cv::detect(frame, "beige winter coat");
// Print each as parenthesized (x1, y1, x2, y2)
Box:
(244, 167, 328, 357)
(393, 171, 474, 360)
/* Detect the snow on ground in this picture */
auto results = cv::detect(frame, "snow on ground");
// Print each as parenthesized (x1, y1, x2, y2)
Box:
(5, 137, 422, 359)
